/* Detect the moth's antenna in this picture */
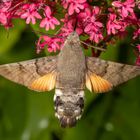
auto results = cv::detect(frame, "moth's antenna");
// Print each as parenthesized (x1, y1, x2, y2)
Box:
(81, 41, 106, 52)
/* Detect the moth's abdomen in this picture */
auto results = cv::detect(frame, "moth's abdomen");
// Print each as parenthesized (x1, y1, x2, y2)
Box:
(54, 89, 84, 127)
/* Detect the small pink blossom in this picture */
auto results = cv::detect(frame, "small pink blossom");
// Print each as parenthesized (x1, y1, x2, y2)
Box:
(112, 0, 135, 18)
(37, 35, 63, 53)
(61, 0, 69, 9)
(61, 20, 74, 37)
(0, 1, 12, 11)
(62, 0, 86, 15)
(88, 31, 103, 43)
(107, 13, 123, 35)
(40, 6, 60, 31)
(0, 1, 12, 26)
(84, 19, 103, 43)
(82, 7, 103, 43)
(47, 38, 62, 52)
(133, 28, 140, 39)
(20, 4, 42, 24)
(69, 0, 86, 15)
(78, 8, 91, 22)
(77, 8, 94, 34)
(61, 14, 80, 36)
(61, 13, 83, 36)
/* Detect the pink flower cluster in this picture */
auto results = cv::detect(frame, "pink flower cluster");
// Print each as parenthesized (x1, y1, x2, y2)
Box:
(0, 0, 140, 64)
(0, 1, 60, 28)
(37, 35, 62, 53)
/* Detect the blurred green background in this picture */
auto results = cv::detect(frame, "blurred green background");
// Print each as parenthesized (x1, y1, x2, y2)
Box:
(0, 20, 140, 140)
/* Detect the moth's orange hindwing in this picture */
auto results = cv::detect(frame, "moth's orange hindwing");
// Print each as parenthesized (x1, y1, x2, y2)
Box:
(86, 73, 112, 93)
(29, 72, 57, 92)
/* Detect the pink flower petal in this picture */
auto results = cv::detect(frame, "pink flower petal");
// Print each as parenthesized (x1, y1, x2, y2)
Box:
(112, 1, 122, 7)
(122, 7, 128, 17)
(78, 0, 86, 3)
(50, 22, 55, 29)
(21, 13, 28, 19)
(31, 17, 36, 24)
(68, 3, 74, 15)
(40, 18, 47, 27)
(26, 16, 31, 24)
(45, 23, 50, 31)
(93, 6, 100, 15)
(52, 18, 60, 25)
(34, 12, 42, 19)
(44, 6, 52, 17)
(84, 24, 91, 32)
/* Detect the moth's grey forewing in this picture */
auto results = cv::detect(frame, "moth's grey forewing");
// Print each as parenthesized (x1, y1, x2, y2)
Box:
(0, 56, 57, 87)
(86, 57, 140, 87)
(54, 32, 86, 127)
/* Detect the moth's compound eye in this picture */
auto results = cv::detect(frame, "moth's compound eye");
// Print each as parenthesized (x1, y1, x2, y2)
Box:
(76, 97, 84, 108)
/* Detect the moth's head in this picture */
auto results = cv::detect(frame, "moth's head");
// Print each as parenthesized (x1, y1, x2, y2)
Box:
(54, 89, 84, 127)
(66, 32, 80, 44)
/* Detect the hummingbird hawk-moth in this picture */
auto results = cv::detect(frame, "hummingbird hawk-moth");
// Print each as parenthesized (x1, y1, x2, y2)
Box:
(0, 32, 140, 127)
